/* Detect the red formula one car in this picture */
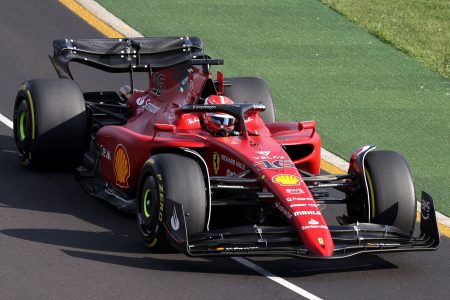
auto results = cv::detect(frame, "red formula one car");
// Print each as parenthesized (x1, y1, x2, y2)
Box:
(13, 37, 439, 258)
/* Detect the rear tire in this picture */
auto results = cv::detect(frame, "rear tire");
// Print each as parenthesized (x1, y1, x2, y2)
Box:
(364, 150, 416, 235)
(222, 77, 275, 123)
(13, 79, 87, 168)
(137, 153, 207, 251)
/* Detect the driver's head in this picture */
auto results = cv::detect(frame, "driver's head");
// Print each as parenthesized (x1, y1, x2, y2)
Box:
(203, 95, 236, 135)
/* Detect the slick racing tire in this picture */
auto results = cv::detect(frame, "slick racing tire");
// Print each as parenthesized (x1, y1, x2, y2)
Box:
(222, 77, 275, 123)
(13, 79, 87, 168)
(137, 153, 207, 251)
(364, 150, 417, 235)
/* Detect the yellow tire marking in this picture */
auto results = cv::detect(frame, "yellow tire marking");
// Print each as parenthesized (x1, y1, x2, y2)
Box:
(58, 0, 124, 38)
(25, 90, 36, 140)
(148, 238, 158, 248)
(365, 169, 376, 220)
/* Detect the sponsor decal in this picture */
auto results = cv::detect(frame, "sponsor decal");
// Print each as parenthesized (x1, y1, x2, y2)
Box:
(275, 202, 292, 220)
(192, 105, 217, 111)
(213, 152, 220, 175)
(301, 224, 328, 230)
(225, 246, 259, 251)
(421, 198, 431, 220)
(293, 210, 322, 217)
(114, 144, 130, 188)
(186, 117, 200, 125)
(272, 174, 302, 186)
(170, 206, 180, 231)
(136, 95, 161, 114)
(254, 160, 295, 169)
(318, 238, 324, 246)
(290, 203, 319, 208)
(285, 188, 305, 194)
(308, 218, 319, 225)
(99, 144, 111, 160)
(136, 96, 145, 106)
(301, 218, 328, 230)
(179, 76, 191, 93)
(251, 104, 266, 110)
(366, 242, 401, 247)
(256, 151, 271, 157)
(220, 154, 246, 170)
(286, 197, 314, 202)
(252, 150, 286, 160)
(290, 203, 306, 208)
(151, 72, 165, 96)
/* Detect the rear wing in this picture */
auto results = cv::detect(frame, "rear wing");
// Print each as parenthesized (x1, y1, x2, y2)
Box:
(50, 37, 223, 79)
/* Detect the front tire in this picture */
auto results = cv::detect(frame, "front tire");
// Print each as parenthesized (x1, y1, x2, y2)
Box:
(364, 150, 417, 235)
(137, 153, 207, 250)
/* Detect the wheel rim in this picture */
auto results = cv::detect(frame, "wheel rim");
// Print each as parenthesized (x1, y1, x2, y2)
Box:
(14, 99, 31, 157)
(143, 189, 151, 218)
(19, 111, 26, 141)
(138, 175, 159, 237)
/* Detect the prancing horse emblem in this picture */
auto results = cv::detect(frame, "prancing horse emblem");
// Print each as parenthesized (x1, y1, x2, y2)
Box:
(213, 152, 220, 175)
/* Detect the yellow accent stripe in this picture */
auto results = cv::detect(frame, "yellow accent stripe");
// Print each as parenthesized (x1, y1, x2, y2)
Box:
(58, 0, 124, 38)
(26, 90, 36, 140)
(365, 169, 376, 219)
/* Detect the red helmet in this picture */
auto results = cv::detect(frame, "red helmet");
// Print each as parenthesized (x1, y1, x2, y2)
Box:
(203, 95, 236, 135)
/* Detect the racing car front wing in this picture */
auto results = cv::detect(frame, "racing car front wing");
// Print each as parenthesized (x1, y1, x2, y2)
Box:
(163, 192, 439, 259)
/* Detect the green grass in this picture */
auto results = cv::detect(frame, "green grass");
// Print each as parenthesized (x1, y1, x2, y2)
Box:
(321, 0, 450, 79)
(97, 0, 450, 216)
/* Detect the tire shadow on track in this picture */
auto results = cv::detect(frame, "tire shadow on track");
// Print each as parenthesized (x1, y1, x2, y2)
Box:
(0, 134, 146, 254)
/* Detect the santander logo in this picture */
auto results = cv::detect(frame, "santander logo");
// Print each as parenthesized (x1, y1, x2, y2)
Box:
(308, 218, 319, 225)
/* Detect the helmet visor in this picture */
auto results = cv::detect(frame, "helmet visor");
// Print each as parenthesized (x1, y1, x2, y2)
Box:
(208, 113, 235, 126)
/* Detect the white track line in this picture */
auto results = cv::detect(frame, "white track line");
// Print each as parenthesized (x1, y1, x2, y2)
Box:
(232, 257, 322, 300)
(0, 113, 13, 129)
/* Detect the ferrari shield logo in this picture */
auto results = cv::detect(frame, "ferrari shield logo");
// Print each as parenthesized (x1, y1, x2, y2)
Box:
(213, 152, 220, 175)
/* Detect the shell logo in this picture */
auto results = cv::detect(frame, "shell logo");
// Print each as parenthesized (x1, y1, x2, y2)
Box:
(114, 144, 130, 188)
(272, 174, 301, 186)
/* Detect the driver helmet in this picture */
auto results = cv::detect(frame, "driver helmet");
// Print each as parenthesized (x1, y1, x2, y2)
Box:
(203, 95, 236, 135)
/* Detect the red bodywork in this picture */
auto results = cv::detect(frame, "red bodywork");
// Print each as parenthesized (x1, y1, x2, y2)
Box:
(96, 62, 333, 257)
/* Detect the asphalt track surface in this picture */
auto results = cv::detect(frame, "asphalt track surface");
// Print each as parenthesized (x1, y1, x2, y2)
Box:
(0, 1, 449, 299)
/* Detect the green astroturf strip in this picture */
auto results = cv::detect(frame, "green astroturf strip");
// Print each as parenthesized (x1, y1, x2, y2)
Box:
(97, 0, 450, 215)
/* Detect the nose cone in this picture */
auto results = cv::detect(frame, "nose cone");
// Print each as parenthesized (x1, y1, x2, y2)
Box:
(305, 232, 334, 257)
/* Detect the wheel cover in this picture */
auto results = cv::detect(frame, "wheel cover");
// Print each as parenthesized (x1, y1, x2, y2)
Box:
(143, 189, 151, 218)
(14, 99, 31, 157)
(138, 175, 159, 237)
(19, 111, 26, 141)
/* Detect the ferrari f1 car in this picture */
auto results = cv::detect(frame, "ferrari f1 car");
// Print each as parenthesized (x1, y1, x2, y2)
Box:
(13, 37, 439, 258)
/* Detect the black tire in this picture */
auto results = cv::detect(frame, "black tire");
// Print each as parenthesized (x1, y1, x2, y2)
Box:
(13, 79, 87, 168)
(364, 150, 416, 235)
(222, 77, 275, 123)
(137, 153, 207, 250)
